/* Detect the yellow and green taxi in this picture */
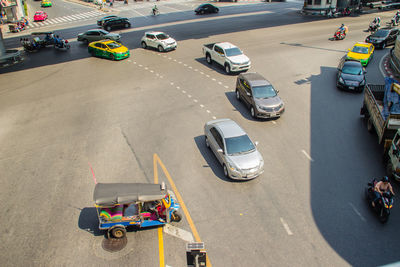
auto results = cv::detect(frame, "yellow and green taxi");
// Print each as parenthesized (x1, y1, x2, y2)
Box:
(346, 42, 375, 67)
(41, 0, 52, 7)
(88, 40, 130, 61)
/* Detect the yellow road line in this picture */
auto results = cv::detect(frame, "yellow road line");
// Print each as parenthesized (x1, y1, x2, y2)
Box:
(154, 154, 164, 267)
(154, 153, 212, 267)
(158, 227, 165, 267)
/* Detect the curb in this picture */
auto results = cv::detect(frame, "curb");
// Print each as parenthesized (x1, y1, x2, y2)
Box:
(383, 53, 395, 78)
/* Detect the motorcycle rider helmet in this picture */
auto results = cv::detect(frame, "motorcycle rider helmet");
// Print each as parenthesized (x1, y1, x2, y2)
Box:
(341, 23, 344, 27)
(382, 176, 389, 183)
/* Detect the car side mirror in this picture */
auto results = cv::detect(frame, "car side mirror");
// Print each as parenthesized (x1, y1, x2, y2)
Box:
(246, 92, 251, 96)
(217, 148, 223, 153)
(276, 90, 279, 93)
(254, 141, 259, 147)
(221, 54, 225, 57)
(348, 48, 351, 51)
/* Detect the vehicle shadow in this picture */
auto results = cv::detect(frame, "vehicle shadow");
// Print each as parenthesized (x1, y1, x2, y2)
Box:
(194, 57, 234, 76)
(78, 207, 105, 237)
(193, 135, 252, 183)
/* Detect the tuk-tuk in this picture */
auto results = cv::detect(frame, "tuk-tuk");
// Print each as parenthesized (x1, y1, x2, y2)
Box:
(93, 182, 182, 238)
(31, 31, 55, 47)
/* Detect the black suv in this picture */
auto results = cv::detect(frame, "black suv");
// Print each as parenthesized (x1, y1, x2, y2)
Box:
(365, 27, 399, 49)
(103, 18, 131, 31)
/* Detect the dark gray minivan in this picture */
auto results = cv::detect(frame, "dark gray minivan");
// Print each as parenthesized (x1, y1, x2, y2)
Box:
(235, 72, 285, 119)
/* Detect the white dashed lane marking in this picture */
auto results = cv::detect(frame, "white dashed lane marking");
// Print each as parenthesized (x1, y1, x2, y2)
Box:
(280, 218, 293, 236)
(301, 150, 314, 162)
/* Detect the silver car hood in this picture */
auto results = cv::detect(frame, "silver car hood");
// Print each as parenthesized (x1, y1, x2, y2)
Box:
(254, 96, 282, 108)
(228, 150, 262, 169)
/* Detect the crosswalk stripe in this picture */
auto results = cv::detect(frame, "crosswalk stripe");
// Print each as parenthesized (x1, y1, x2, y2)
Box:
(53, 18, 63, 22)
(57, 17, 68, 22)
(63, 16, 74, 21)
(68, 15, 80, 20)
(32, 22, 39, 27)
(47, 20, 54, 24)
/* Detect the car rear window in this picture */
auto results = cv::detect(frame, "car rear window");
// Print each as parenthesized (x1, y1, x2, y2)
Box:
(352, 46, 368, 54)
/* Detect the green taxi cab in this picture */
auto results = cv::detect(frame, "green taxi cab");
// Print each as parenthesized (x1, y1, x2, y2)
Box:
(346, 42, 374, 67)
(41, 0, 52, 7)
(88, 40, 130, 61)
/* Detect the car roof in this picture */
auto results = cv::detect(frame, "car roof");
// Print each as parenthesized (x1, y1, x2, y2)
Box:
(239, 72, 270, 86)
(208, 119, 246, 138)
(145, 31, 165, 35)
(354, 42, 371, 48)
(216, 42, 238, 50)
(343, 60, 362, 67)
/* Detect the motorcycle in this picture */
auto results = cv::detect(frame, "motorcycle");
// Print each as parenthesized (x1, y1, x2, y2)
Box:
(368, 22, 380, 33)
(390, 16, 399, 27)
(333, 29, 346, 40)
(151, 8, 160, 16)
(54, 38, 70, 50)
(365, 179, 394, 223)
(20, 38, 41, 52)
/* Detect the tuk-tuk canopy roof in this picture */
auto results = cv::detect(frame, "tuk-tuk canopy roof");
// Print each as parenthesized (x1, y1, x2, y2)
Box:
(93, 183, 167, 206)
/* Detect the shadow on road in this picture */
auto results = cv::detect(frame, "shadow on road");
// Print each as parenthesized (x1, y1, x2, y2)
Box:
(309, 65, 400, 266)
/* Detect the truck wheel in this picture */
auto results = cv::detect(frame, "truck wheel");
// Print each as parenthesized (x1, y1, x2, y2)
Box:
(110, 227, 126, 239)
(225, 64, 230, 74)
(171, 210, 182, 222)
(367, 118, 373, 133)
(206, 53, 212, 64)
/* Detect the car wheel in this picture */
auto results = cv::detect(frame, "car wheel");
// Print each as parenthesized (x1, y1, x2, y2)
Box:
(106, 26, 111, 31)
(205, 136, 210, 148)
(158, 45, 164, 52)
(250, 106, 256, 118)
(201, 10, 204, 15)
(171, 210, 182, 222)
(141, 41, 147, 49)
(382, 42, 386, 49)
(83, 39, 89, 44)
(124, 23, 130, 28)
(215, 8, 219, 13)
(225, 64, 230, 74)
(236, 89, 241, 101)
(206, 54, 212, 64)
(110, 54, 115, 61)
(110, 227, 126, 239)
(223, 164, 229, 178)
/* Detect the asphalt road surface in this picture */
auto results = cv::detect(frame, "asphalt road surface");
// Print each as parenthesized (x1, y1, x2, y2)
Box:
(1, 1, 400, 266)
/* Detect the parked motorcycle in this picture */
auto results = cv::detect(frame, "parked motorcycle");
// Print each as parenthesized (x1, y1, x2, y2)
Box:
(365, 179, 394, 223)
(54, 38, 70, 50)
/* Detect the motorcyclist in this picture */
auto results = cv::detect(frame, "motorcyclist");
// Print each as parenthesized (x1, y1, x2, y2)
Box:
(372, 176, 395, 207)
(395, 11, 400, 24)
(152, 5, 158, 15)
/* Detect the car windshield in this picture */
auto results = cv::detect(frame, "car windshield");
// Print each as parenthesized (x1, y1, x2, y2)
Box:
(225, 135, 255, 155)
(225, 47, 243, 57)
(99, 30, 109, 35)
(342, 64, 363, 75)
(351, 46, 368, 54)
(156, 34, 169, 40)
(373, 30, 389, 37)
(106, 42, 121, 49)
(253, 85, 277, 99)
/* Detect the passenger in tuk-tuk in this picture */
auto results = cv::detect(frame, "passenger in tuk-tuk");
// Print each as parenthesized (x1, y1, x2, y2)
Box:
(145, 200, 165, 222)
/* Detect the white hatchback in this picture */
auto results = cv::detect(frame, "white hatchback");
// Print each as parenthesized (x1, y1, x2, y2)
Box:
(141, 31, 177, 52)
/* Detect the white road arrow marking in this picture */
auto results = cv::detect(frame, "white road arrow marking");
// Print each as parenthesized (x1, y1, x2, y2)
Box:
(164, 224, 194, 243)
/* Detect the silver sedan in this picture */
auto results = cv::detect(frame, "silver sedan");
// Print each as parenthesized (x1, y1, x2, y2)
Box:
(204, 119, 264, 180)
(77, 29, 121, 44)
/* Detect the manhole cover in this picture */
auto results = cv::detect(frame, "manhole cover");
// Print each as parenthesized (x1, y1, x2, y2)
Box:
(102, 236, 127, 252)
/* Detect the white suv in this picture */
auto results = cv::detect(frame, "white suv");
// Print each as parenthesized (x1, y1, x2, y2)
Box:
(141, 31, 177, 52)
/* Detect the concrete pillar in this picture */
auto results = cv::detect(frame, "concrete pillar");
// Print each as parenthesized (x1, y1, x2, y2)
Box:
(0, 26, 6, 57)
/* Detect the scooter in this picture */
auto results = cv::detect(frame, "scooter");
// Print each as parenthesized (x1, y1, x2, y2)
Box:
(390, 16, 399, 27)
(54, 38, 70, 50)
(368, 22, 380, 33)
(365, 179, 394, 223)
